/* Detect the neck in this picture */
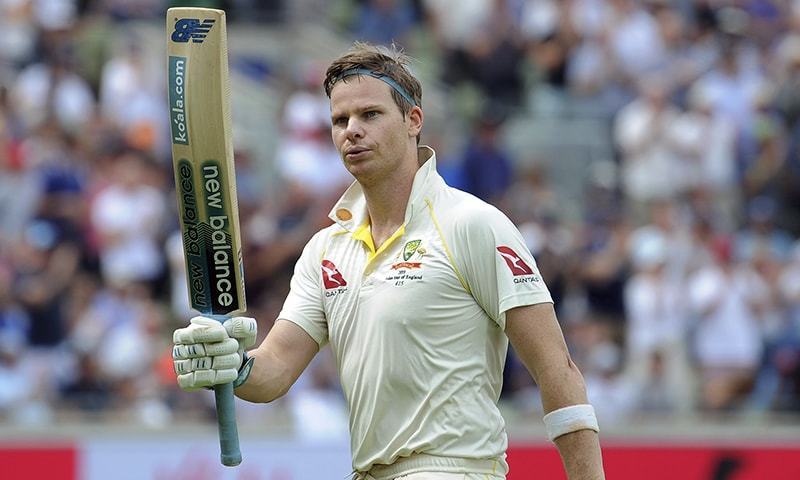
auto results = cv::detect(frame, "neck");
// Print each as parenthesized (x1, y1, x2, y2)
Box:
(362, 150, 419, 243)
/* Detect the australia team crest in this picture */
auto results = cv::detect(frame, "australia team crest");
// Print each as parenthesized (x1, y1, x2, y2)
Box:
(403, 239, 421, 261)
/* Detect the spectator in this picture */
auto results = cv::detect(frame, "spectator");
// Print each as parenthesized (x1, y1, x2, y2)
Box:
(629, 199, 695, 281)
(521, 0, 574, 89)
(0, 265, 29, 345)
(64, 277, 168, 418)
(578, 211, 630, 326)
(429, 0, 526, 107)
(758, 242, 800, 411)
(89, 150, 167, 291)
(0, 317, 51, 424)
(734, 196, 795, 263)
(59, 352, 113, 412)
(14, 219, 80, 349)
(0, 86, 40, 244)
(614, 78, 685, 214)
(773, 34, 800, 129)
(99, 34, 167, 154)
(624, 231, 694, 413)
(672, 84, 739, 224)
(276, 71, 351, 196)
(567, 24, 617, 101)
(583, 335, 638, 425)
(352, 0, 418, 46)
(690, 41, 767, 160)
(422, 0, 491, 63)
(688, 236, 768, 410)
(605, 0, 667, 80)
(652, 3, 716, 92)
(460, 111, 514, 203)
(741, 91, 793, 205)
(0, 0, 37, 67)
(12, 45, 94, 134)
(635, 350, 681, 415)
(773, 33, 800, 235)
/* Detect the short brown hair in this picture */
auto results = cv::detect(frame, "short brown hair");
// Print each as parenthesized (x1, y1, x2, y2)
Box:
(323, 42, 422, 116)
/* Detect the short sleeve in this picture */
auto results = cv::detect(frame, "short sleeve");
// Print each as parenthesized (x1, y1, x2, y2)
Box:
(278, 230, 329, 346)
(450, 204, 553, 329)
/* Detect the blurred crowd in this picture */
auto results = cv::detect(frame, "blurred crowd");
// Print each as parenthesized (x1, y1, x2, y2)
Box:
(1, 0, 800, 437)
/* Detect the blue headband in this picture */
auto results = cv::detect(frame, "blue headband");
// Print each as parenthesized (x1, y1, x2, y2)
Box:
(336, 68, 417, 107)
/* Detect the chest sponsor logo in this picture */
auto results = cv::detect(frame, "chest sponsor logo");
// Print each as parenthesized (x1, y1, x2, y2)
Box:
(321, 260, 348, 290)
(496, 246, 540, 283)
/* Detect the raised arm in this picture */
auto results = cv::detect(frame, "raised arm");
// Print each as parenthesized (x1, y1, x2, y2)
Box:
(234, 318, 319, 403)
(505, 303, 605, 480)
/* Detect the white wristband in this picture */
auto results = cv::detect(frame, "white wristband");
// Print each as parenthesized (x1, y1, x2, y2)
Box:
(543, 404, 599, 442)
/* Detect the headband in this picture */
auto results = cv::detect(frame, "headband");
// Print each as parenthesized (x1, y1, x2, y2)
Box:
(336, 68, 417, 107)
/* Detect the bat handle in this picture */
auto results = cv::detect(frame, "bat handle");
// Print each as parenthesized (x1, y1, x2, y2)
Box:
(214, 381, 242, 466)
(211, 314, 242, 466)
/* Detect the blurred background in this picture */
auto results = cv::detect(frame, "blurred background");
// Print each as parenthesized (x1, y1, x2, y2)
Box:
(1, 0, 800, 478)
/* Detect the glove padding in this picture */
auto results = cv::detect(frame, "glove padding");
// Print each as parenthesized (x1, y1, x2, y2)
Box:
(172, 316, 257, 391)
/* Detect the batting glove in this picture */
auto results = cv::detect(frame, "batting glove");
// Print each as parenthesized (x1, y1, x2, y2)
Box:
(172, 316, 257, 391)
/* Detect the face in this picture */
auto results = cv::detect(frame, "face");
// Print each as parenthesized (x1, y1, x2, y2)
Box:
(329, 76, 422, 186)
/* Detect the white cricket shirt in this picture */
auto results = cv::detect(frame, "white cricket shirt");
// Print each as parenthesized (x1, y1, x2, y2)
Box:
(279, 147, 552, 474)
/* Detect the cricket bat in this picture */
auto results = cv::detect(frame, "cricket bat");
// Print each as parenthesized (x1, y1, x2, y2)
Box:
(167, 7, 246, 467)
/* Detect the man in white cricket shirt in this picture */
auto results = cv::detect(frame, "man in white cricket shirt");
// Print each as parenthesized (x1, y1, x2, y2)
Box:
(171, 43, 605, 479)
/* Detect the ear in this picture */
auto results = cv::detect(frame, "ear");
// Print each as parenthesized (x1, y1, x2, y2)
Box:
(407, 106, 423, 139)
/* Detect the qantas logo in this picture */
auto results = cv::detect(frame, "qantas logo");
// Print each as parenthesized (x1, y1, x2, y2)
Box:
(321, 260, 348, 289)
(496, 246, 534, 276)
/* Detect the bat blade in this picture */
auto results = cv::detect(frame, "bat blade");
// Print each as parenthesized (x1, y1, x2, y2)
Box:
(167, 7, 245, 467)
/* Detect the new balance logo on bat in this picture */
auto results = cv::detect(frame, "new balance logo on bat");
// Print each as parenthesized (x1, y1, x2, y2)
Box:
(171, 18, 216, 43)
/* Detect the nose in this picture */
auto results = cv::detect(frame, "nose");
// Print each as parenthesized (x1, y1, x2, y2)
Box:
(345, 118, 364, 141)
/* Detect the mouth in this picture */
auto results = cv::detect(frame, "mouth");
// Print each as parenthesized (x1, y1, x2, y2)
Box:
(344, 146, 370, 159)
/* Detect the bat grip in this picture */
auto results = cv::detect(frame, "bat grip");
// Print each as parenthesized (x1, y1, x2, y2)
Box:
(214, 382, 242, 466)
(211, 314, 242, 466)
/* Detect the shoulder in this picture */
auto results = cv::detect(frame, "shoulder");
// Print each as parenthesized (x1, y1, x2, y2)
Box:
(428, 185, 516, 239)
(303, 223, 347, 254)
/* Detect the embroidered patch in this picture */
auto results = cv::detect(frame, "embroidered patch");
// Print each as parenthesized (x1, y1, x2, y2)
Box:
(403, 239, 421, 261)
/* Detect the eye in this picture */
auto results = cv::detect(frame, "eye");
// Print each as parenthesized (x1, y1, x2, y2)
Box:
(364, 110, 379, 119)
(332, 116, 347, 127)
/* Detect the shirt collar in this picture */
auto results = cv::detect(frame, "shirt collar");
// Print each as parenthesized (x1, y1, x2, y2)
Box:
(328, 145, 441, 231)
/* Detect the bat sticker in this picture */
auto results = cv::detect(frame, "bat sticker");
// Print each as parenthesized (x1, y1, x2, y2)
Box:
(171, 18, 216, 44)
